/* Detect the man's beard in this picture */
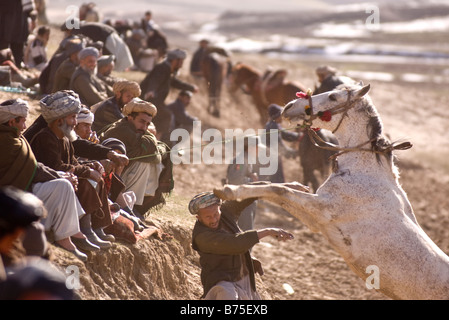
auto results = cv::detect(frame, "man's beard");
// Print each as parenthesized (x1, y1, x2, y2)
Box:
(60, 121, 77, 142)
(81, 65, 96, 75)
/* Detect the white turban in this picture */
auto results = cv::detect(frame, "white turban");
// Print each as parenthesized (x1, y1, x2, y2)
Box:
(76, 107, 94, 124)
(39, 90, 81, 124)
(0, 98, 29, 124)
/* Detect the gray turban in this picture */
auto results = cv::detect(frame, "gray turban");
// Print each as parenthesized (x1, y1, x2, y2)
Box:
(78, 47, 99, 61)
(97, 54, 115, 68)
(166, 49, 187, 61)
(39, 91, 81, 124)
(188, 192, 222, 215)
(0, 99, 29, 124)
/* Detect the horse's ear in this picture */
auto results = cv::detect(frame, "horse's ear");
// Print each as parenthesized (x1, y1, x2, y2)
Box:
(355, 84, 370, 98)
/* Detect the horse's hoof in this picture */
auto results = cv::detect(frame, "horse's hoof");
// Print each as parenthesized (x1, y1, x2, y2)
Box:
(213, 186, 235, 200)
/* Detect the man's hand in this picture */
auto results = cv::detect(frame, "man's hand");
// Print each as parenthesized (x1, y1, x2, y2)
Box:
(257, 228, 294, 242)
(59, 169, 78, 191)
(107, 150, 129, 167)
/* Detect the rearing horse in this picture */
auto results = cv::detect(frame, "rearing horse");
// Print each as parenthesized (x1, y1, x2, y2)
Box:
(215, 83, 449, 299)
(228, 62, 308, 124)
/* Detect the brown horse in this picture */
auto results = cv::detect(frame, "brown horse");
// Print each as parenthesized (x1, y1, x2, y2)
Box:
(200, 47, 232, 117)
(228, 62, 308, 124)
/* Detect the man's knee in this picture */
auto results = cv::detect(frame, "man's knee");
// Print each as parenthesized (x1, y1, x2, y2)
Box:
(204, 282, 237, 300)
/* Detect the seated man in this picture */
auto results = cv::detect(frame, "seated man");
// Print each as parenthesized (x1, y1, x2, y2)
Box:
(70, 47, 109, 107)
(189, 191, 294, 300)
(100, 98, 174, 216)
(91, 79, 141, 133)
(96, 54, 117, 93)
(52, 40, 84, 93)
(24, 25, 51, 71)
(0, 98, 89, 261)
(29, 91, 113, 251)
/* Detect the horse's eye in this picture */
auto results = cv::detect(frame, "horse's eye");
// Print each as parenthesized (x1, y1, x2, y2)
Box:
(329, 93, 337, 101)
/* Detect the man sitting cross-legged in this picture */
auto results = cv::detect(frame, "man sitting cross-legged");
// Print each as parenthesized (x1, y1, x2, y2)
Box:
(100, 98, 174, 216)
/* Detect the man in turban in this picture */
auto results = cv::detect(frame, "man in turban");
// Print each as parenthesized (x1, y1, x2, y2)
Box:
(140, 48, 198, 145)
(70, 47, 109, 107)
(189, 191, 294, 300)
(100, 98, 173, 216)
(30, 91, 113, 251)
(52, 40, 84, 93)
(91, 79, 141, 133)
(96, 54, 117, 91)
(0, 98, 90, 261)
(313, 65, 351, 95)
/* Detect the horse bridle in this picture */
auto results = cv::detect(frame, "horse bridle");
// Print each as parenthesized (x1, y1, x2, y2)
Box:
(303, 89, 356, 134)
(301, 90, 412, 164)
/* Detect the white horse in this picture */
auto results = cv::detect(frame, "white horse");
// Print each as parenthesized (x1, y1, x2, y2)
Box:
(214, 83, 449, 299)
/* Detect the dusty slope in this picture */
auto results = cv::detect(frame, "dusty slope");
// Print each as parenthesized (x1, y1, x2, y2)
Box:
(2, 20, 449, 300)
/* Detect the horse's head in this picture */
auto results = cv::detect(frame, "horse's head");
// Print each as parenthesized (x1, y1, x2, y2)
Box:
(282, 83, 371, 131)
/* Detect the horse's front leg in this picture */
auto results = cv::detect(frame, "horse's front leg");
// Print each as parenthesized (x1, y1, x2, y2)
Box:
(213, 182, 325, 233)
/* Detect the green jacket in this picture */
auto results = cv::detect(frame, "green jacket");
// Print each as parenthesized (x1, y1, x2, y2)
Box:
(100, 117, 168, 165)
(0, 125, 60, 191)
(192, 198, 259, 298)
(100, 118, 174, 197)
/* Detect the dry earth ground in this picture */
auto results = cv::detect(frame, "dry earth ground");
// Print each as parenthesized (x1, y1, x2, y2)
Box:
(2, 23, 448, 300)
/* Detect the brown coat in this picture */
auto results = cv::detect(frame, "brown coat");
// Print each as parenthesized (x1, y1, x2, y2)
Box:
(192, 198, 259, 298)
(70, 66, 109, 107)
(30, 127, 111, 229)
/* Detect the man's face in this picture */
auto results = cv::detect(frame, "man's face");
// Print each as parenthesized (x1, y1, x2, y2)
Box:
(80, 55, 97, 73)
(117, 90, 136, 107)
(128, 112, 152, 134)
(172, 58, 184, 72)
(59, 113, 78, 141)
(100, 62, 114, 76)
(197, 204, 221, 229)
(180, 95, 191, 107)
(74, 122, 92, 140)
(9, 117, 27, 133)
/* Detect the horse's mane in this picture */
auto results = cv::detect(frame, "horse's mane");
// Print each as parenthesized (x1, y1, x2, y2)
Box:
(336, 83, 394, 165)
